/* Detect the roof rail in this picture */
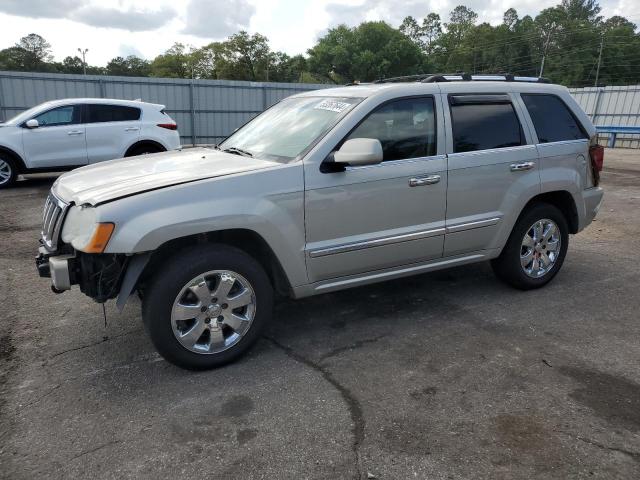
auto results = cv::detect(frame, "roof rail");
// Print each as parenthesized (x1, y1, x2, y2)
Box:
(369, 73, 551, 84)
(422, 73, 551, 84)
(373, 74, 433, 84)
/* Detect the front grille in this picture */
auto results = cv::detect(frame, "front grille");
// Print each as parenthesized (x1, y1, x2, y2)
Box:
(41, 192, 69, 251)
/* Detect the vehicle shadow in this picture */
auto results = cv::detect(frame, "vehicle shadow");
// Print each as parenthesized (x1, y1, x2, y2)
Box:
(264, 261, 502, 359)
(17, 174, 59, 188)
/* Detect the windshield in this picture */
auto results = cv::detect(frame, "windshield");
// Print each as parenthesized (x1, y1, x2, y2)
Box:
(219, 96, 360, 162)
(3, 104, 50, 125)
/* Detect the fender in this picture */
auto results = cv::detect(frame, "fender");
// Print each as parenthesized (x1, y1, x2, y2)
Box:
(95, 163, 308, 288)
(116, 253, 151, 311)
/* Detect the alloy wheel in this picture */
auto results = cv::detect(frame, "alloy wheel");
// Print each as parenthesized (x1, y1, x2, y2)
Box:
(0, 159, 12, 185)
(171, 270, 256, 354)
(520, 218, 561, 278)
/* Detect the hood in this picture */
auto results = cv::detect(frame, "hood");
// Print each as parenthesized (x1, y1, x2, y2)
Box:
(53, 147, 279, 206)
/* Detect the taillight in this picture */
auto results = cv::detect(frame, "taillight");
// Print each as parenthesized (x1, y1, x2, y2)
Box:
(589, 144, 604, 172)
(157, 123, 177, 130)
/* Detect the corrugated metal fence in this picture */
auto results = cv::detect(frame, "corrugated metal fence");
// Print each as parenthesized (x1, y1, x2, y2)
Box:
(0, 71, 329, 145)
(1, 71, 638, 148)
(569, 85, 640, 148)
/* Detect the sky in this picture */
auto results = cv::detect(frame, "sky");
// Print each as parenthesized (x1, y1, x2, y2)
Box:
(0, 0, 637, 66)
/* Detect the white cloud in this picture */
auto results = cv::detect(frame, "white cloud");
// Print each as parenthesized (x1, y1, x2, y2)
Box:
(183, 0, 255, 39)
(71, 5, 176, 31)
(0, 0, 83, 19)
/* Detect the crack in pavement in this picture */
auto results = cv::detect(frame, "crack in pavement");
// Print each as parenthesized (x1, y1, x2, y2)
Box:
(70, 440, 122, 461)
(557, 431, 640, 463)
(319, 335, 386, 363)
(265, 336, 366, 480)
(18, 384, 61, 409)
(48, 328, 143, 361)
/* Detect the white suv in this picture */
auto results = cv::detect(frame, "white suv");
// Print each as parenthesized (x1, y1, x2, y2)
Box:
(0, 98, 181, 188)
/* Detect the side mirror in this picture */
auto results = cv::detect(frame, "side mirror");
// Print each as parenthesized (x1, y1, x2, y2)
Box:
(25, 119, 39, 129)
(333, 138, 383, 166)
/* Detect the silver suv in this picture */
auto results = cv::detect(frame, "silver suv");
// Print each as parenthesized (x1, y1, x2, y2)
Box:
(36, 74, 604, 370)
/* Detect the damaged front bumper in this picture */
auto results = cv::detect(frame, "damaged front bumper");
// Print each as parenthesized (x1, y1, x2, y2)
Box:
(36, 246, 150, 308)
(36, 246, 76, 292)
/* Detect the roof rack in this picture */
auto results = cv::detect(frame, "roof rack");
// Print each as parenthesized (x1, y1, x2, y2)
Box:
(371, 73, 551, 84)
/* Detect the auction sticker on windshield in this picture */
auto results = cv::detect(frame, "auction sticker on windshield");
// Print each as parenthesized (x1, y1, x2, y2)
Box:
(314, 99, 352, 113)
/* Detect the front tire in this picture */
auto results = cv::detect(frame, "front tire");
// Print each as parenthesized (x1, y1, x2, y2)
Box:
(142, 244, 273, 370)
(491, 203, 569, 290)
(0, 155, 17, 189)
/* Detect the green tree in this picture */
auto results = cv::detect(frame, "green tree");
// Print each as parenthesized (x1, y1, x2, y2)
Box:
(503, 8, 519, 30)
(17, 33, 53, 70)
(0, 34, 53, 72)
(422, 13, 442, 53)
(150, 43, 195, 78)
(308, 21, 426, 82)
(400, 16, 424, 48)
(106, 56, 151, 76)
(0, 46, 28, 71)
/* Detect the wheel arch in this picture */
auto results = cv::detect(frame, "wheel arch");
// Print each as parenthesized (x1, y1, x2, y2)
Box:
(521, 190, 579, 234)
(0, 145, 26, 173)
(124, 139, 166, 157)
(137, 229, 293, 299)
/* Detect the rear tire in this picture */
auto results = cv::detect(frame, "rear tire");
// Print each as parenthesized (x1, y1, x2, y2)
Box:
(0, 155, 17, 189)
(491, 203, 569, 290)
(142, 244, 273, 370)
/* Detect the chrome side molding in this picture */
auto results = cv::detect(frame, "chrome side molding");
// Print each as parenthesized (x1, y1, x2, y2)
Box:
(309, 227, 445, 258)
(445, 217, 501, 234)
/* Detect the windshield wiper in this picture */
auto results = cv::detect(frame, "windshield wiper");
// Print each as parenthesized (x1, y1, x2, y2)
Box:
(222, 147, 253, 157)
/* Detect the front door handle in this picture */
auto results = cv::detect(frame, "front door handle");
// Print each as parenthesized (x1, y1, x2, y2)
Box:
(510, 161, 535, 172)
(67, 130, 84, 136)
(409, 175, 441, 187)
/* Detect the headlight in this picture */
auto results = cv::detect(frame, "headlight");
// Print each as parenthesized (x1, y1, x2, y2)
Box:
(61, 206, 115, 253)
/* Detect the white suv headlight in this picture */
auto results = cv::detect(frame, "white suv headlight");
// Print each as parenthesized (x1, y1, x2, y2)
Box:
(61, 206, 115, 253)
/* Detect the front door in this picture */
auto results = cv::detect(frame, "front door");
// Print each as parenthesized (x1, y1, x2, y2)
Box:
(22, 104, 87, 169)
(304, 96, 447, 283)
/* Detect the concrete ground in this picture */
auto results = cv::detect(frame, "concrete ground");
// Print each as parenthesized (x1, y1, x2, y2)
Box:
(1, 149, 639, 479)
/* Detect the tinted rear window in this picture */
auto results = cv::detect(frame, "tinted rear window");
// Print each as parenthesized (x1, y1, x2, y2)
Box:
(521, 94, 587, 143)
(86, 104, 141, 123)
(450, 102, 523, 153)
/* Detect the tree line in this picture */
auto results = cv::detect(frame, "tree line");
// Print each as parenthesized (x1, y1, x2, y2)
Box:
(0, 0, 638, 87)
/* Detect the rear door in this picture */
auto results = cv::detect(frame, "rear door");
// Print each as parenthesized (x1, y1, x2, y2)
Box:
(443, 92, 540, 256)
(22, 104, 87, 168)
(84, 104, 141, 163)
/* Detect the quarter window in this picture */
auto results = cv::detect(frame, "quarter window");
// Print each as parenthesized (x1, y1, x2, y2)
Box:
(450, 101, 524, 153)
(521, 94, 587, 143)
(86, 104, 141, 123)
(33, 105, 79, 127)
(346, 97, 437, 161)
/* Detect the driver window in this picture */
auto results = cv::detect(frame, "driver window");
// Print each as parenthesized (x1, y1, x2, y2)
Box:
(346, 97, 436, 161)
(33, 105, 77, 127)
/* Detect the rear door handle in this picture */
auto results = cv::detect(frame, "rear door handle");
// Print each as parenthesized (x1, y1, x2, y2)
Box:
(409, 175, 441, 187)
(510, 161, 535, 172)
(67, 130, 84, 136)
(125, 127, 140, 132)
